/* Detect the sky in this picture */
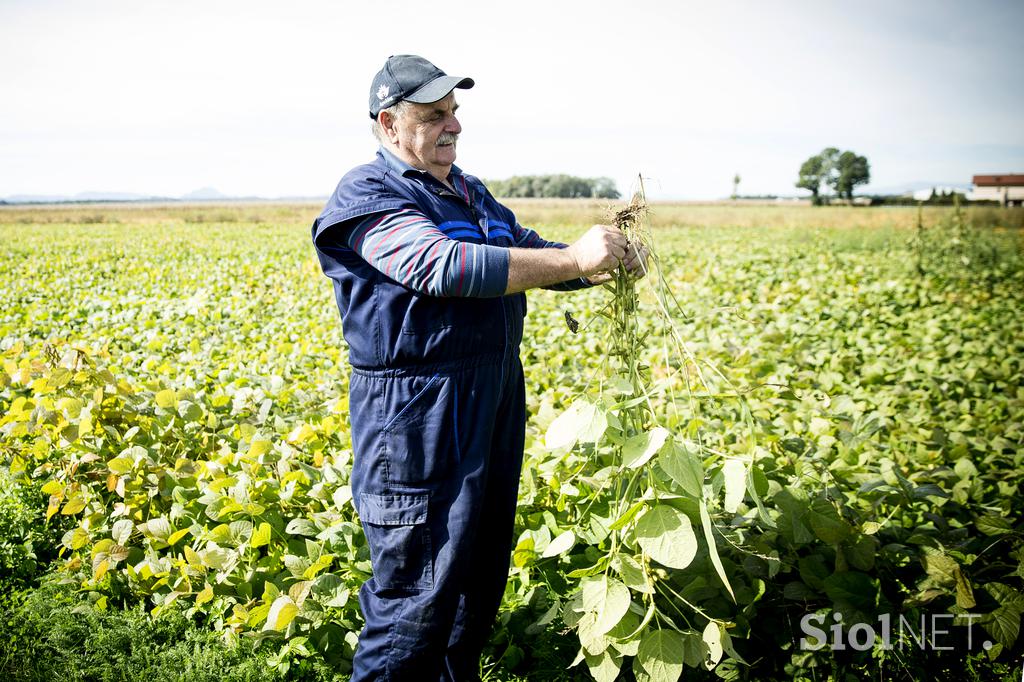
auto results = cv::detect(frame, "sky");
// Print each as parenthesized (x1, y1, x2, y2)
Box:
(1, 0, 1022, 200)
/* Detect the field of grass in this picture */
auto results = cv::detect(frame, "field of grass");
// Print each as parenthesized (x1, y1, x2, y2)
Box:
(1, 202, 1022, 681)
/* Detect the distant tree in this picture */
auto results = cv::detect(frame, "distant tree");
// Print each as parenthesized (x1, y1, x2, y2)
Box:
(731, 173, 741, 200)
(833, 151, 870, 200)
(796, 155, 826, 204)
(483, 175, 619, 199)
(797, 147, 859, 205)
(593, 177, 621, 199)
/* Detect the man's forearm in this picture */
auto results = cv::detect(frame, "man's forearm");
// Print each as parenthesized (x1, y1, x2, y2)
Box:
(504, 247, 582, 295)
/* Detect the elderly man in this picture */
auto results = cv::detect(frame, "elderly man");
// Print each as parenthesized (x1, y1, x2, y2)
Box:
(311, 54, 646, 681)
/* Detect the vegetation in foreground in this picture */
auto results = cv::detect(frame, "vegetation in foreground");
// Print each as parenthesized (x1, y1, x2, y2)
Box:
(1, 203, 1022, 681)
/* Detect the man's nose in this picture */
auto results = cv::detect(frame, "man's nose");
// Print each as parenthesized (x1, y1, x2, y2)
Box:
(445, 115, 461, 134)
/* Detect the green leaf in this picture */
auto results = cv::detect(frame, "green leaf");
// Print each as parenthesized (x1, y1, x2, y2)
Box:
(922, 552, 959, 587)
(637, 629, 685, 682)
(140, 517, 172, 541)
(61, 496, 86, 515)
(635, 505, 698, 570)
(582, 575, 631, 635)
(111, 519, 134, 545)
(613, 553, 654, 594)
(545, 399, 608, 451)
(702, 621, 723, 669)
(200, 543, 230, 570)
(807, 498, 853, 545)
(608, 499, 646, 531)
(659, 441, 703, 498)
(584, 649, 623, 682)
(285, 518, 318, 536)
(541, 530, 575, 558)
(228, 520, 253, 545)
(823, 571, 879, 621)
(178, 400, 203, 422)
(154, 389, 177, 409)
(699, 501, 735, 602)
(722, 459, 746, 513)
(981, 583, 1024, 649)
(976, 515, 1014, 536)
(621, 427, 670, 469)
(311, 573, 350, 608)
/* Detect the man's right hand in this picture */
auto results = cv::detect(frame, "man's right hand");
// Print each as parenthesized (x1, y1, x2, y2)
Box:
(566, 224, 628, 278)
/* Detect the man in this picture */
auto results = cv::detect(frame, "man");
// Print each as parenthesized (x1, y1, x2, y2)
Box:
(311, 54, 647, 681)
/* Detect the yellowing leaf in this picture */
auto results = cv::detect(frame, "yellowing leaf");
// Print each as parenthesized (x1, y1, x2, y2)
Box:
(46, 495, 61, 521)
(263, 595, 299, 631)
(154, 389, 177, 408)
(62, 496, 87, 515)
(41, 480, 64, 496)
(251, 522, 272, 548)
(249, 439, 272, 457)
(195, 584, 214, 607)
(107, 457, 133, 474)
(184, 545, 203, 568)
(167, 528, 191, 546)
(70, 527, 90, 550)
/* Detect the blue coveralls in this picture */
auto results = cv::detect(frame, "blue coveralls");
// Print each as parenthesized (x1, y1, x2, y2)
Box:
(311, 150, 531, 681)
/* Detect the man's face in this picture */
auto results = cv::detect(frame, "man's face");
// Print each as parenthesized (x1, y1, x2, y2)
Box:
(388, 93, 461, 180)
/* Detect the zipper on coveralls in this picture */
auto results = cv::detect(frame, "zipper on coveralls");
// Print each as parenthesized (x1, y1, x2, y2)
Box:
(429, 181, 512, 383)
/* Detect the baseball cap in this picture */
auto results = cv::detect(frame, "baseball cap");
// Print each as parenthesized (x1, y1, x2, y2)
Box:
(369, 55, 474, 119)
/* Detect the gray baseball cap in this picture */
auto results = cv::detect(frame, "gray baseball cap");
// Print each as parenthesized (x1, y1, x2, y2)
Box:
(369, 55, 474, 118)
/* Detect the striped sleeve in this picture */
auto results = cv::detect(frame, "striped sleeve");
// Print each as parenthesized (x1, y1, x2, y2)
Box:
(348, 208, 509, 297)
(510, 222, 594, 291)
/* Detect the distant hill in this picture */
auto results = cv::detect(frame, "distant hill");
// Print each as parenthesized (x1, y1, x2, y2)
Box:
(1, 187, 238, 204)
(181, 187, 228, 201)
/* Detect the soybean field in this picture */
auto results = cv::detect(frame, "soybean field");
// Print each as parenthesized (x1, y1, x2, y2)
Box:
(1, 202, 1022, 681)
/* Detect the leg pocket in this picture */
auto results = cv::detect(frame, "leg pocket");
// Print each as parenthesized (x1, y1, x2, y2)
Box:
(383, 374, 458, 487)
(359, 492, 433, 593)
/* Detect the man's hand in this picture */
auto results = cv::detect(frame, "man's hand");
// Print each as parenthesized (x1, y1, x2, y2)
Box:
(580, 234, 651, 285)
(566, 224, 628, 278)
(622, 241, 651, 277)
(503, 224, 648, 295)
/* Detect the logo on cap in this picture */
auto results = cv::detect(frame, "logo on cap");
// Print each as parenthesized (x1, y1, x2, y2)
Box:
(376, 85, 390, 102)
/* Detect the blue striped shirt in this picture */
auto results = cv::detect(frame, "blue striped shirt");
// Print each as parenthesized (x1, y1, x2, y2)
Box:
(347, 202, 589, 297)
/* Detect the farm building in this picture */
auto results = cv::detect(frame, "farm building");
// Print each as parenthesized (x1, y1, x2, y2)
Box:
(969, 174, 1024, 206)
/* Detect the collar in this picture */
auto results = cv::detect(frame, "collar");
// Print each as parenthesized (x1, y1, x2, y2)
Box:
(377, 146, 466, 184)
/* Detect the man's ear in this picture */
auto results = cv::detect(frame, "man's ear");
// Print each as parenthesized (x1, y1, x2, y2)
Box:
(379, 110, 401, 145)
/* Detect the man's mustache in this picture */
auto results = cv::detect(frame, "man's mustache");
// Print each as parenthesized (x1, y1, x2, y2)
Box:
(437, 132, 459, 146)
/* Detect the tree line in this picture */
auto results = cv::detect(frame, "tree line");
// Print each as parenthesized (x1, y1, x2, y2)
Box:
(485, 175, 620, 199)
(797, 147, 870, 204)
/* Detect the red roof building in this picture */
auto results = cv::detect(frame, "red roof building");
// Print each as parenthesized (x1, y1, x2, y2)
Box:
(970, 174, 1024, 206)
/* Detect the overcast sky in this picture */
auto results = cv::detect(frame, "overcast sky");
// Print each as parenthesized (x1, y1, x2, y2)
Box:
(2, 0, 1022, 200)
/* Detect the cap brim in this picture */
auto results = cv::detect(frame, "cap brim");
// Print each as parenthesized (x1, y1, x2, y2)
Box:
(405, 75, 474, 104)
